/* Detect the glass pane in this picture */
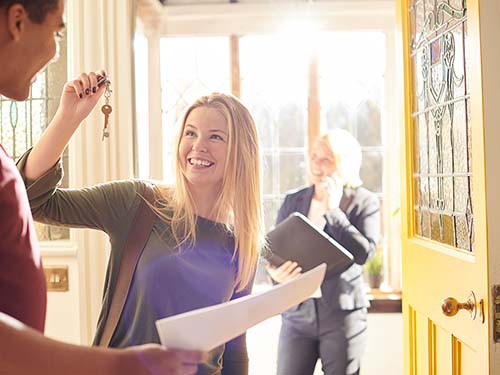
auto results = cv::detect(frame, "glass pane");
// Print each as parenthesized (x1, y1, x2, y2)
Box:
(420, 176, 429, 207)
(415, 208, 422, 236)
(452, 100, 467, 173)
(431, 213, 440, 241)
(417, 114, 428, 175)
(278, 103, 306, 148)
(454, 176, 468, 213)
(356, 100, 381, 147)
(422, 209, 431, 238)
(360, 151, 383, 193)
(455, 214, 470, 250)
(442, 214, 455, 246)
(279, 153, 307, 194)
(263, 154, 273, 195)
(443, 176, 453, 212)
(263, 198, 279, 232)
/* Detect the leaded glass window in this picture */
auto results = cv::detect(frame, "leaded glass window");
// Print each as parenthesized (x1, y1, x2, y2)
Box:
(318, 32, 385, 197)
(160, 37, 231, 181)
(409, 0, 472, 250)
(0, 39, 68, 241)
(240, 35, 309, 231)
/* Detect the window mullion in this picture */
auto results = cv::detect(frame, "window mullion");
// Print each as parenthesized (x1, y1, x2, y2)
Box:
(308, 48, 320, 152)
(230, 35, 241, 98)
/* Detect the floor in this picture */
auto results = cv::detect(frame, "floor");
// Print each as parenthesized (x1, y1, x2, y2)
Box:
(247, 312, 403, 375)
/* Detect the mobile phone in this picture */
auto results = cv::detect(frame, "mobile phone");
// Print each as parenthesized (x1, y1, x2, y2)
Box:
(97, 76, 110, 87)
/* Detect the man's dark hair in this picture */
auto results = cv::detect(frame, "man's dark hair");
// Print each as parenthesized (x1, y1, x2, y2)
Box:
(0, 0, 59, 23)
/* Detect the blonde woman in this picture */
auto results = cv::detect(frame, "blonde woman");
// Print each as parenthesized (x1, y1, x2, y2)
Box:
(18, 71, 264, 375)
(267, 129, 380, 375)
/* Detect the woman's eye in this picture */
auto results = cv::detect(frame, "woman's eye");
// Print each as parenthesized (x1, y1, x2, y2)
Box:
(185, 130, 196, 137)
(211, 134, 224, 141)
(54, 31, 64, 40)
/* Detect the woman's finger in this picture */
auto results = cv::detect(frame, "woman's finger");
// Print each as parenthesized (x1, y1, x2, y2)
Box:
(67, 80, 85, 99)
(78, 72, 92, 96)
(88, 71, 98, 94)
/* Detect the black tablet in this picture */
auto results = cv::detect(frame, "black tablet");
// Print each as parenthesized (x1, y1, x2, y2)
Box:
(265, 212, 354, 274)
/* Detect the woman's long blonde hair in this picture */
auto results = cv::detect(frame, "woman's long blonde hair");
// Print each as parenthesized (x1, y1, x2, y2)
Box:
(154, 93, 264, 292)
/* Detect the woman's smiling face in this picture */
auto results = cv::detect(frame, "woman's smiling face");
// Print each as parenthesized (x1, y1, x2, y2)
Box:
(309, 140, 337, 184)
(178, 106, 229, 191)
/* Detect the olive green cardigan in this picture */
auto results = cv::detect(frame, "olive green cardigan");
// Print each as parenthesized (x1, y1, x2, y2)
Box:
(16, 150, 250, 375)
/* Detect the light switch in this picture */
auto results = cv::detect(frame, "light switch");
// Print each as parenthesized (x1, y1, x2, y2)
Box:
(43, 266, 69, 292)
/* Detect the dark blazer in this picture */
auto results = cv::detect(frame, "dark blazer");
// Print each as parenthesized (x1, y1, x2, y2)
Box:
(277, 185, 380, 314)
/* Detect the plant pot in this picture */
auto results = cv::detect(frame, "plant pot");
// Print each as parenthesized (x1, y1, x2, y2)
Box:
(368, 274, 383, 289)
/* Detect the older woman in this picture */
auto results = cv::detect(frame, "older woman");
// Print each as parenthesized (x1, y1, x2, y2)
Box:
(267, 128, 380, 375)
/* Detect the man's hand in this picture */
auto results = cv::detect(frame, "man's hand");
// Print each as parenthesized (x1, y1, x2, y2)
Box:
(126, 344, 208, 375)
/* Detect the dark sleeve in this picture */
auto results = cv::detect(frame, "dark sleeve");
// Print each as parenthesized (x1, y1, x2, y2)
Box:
(324, 192, 380, 265)
(276, 194, 293, 225)
(221, 269, 256, 375)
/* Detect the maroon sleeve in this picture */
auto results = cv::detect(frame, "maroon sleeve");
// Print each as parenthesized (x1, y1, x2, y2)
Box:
(0, 146, 46, 332)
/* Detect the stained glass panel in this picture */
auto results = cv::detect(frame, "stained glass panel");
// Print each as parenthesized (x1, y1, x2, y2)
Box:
(410, 0, 472, 251)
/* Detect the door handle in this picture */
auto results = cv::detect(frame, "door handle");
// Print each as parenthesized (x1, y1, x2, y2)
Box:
(441, 291, 482, 321)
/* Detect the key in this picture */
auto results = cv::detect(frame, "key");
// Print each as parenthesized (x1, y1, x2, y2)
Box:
(101, 104, 112, 141)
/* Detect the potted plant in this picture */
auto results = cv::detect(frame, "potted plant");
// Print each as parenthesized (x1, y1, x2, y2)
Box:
(364, 250, 383, 289)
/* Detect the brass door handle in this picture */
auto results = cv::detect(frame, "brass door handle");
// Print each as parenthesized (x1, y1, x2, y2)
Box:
(441, 291, 478, 320)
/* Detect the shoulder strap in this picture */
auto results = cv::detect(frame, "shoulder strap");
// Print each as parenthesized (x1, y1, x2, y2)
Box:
(98, 184, 156, 347)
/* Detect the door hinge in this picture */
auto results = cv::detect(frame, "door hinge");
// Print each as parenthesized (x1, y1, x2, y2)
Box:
(493, 285, 500, 341)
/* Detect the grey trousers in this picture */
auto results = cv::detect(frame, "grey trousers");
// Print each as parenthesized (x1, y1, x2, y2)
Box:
(277, 301, 367, 375)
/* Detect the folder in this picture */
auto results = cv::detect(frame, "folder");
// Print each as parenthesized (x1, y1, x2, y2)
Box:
(265, 212, 354, 274)
(155, 264, 326, 351)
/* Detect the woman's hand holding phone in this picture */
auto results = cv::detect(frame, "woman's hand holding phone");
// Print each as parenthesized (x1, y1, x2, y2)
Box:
(322, 174, 344, 210)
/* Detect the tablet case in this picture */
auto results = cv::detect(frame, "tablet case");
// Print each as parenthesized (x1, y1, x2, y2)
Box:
(266, 212, 354, 274)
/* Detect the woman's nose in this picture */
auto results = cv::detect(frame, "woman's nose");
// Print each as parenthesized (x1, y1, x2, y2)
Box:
(192, 138, 207, 152)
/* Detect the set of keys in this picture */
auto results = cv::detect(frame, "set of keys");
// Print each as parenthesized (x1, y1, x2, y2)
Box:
(98, 76, 112, 141)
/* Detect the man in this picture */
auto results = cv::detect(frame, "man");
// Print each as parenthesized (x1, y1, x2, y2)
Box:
(0, 1, 205, 373)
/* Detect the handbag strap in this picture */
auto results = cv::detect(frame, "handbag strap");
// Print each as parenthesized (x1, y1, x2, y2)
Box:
(98, 184, 156, 346)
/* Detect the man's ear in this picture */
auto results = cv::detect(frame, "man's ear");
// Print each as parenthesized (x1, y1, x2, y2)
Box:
(6, 4, 28, 42)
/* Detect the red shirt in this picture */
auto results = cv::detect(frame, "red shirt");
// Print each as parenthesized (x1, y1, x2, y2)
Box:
(0, 145, 46, 331)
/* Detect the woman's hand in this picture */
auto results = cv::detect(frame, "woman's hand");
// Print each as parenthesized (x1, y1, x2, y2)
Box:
(322, 174, 344, 210)
(23, 71, 109, 180)
(266, 261, 302, 283)
(55, 71, 107, 124)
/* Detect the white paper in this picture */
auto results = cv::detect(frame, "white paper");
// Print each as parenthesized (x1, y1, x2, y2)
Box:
(155, 263, 326, 351)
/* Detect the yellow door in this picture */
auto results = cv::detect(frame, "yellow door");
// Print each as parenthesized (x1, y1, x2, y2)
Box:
(398, 0, 500, 373)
